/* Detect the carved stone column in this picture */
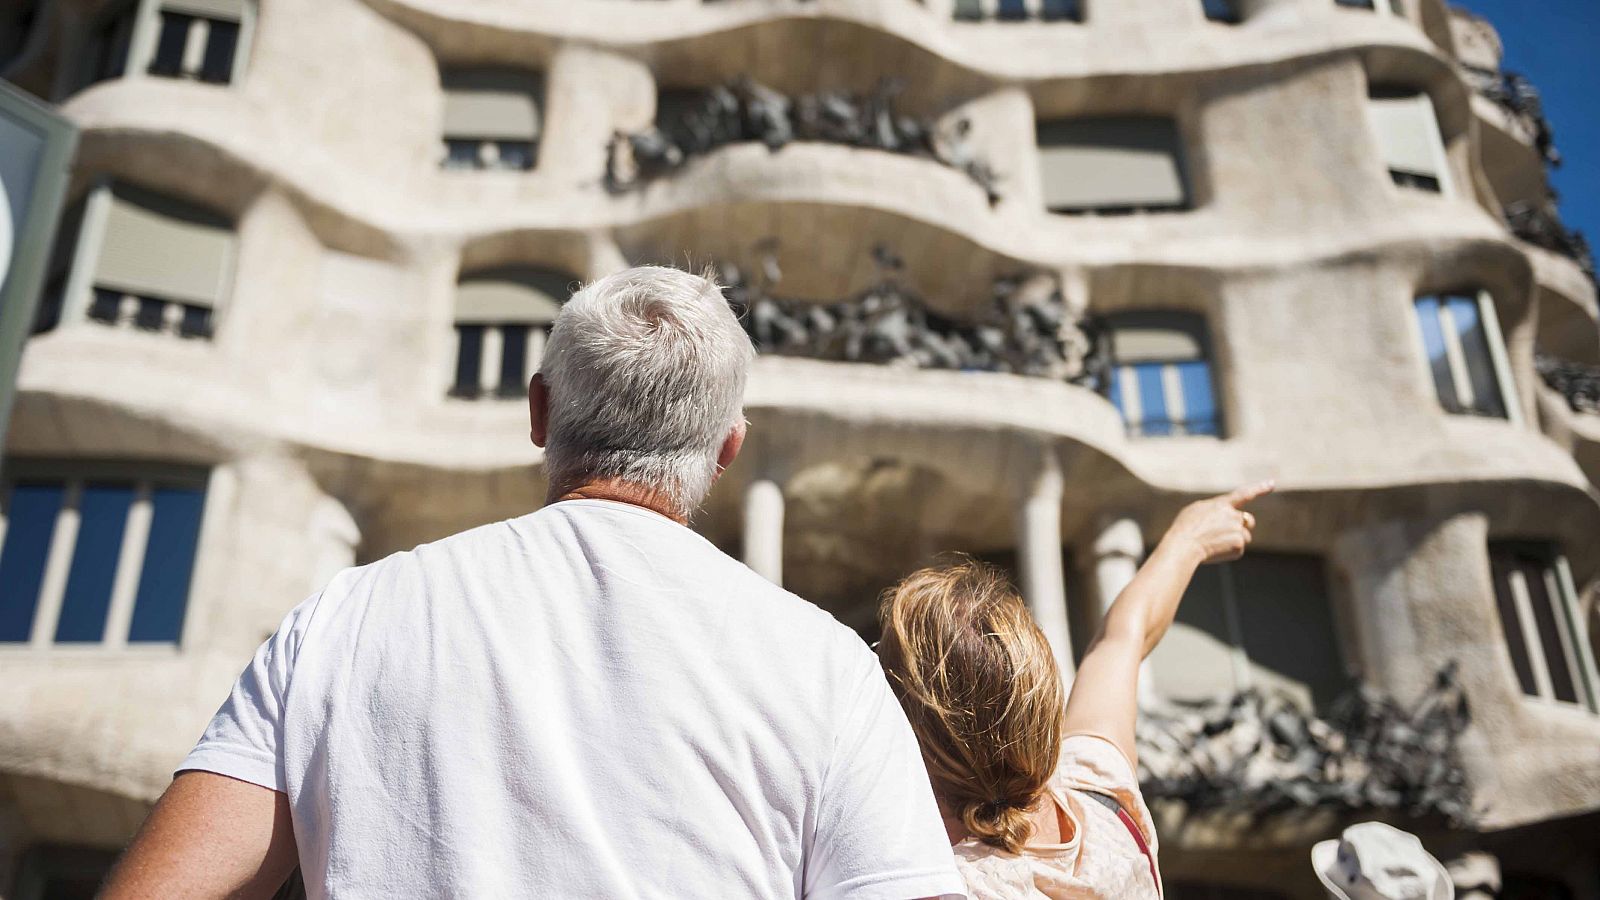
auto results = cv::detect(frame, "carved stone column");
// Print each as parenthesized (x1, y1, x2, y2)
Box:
(1017, 449, 1073, 679)
(743, 476, 785, 586)
(1090, 516, 1154, 702)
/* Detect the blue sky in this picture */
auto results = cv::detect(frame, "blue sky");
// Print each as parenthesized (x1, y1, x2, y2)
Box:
(1458, 0, 1600, 242)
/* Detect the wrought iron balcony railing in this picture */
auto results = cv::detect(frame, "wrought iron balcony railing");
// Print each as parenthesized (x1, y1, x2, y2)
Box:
(1137, 664, 1471, 822)
(1537, 352, 1600, 415)
(1509, 201, 1599, 286)
(1464, 65, 1560, 168)
(605, 77, 1000, 203)
(712, 244, 1109, 387)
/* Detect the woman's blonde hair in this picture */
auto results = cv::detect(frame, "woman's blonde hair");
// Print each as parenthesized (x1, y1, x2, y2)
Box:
(876, 559, 1065, 854)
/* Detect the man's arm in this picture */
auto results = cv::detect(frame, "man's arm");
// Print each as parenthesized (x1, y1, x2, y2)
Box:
(1061, 481, 1274, 766)
(101, 771, 298, 900)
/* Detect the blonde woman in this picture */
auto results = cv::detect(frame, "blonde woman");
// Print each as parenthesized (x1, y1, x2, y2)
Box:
(877, 482, 1275, 899)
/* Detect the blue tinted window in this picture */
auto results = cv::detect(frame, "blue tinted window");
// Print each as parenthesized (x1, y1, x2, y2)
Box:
(1135, 363, 1171, 436)
(1108, 366, 1127, 418)
(1177, 360, 1219, 435)
(0, 483, 65, 642)
(1446, 295, 1506, 418)
(54, 483, 134, 643)
(1414, 296, 1460, 413)
(128, 486, 205, 643)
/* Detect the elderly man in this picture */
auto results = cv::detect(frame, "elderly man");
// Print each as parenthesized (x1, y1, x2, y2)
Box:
(103, 267, 965, 899)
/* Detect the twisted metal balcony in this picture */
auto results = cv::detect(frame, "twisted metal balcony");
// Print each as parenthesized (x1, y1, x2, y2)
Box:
(605, 77, 1000, 203)
(1464, 65, 1560, 167)
(1537, 352, 1600, 414)
(1510, 201, 1598, 285)
(714, 245, 1110, 387)
(1137, 664, 1471, 822)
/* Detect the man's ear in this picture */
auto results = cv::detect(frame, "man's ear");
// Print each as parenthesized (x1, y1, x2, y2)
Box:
(529, 373, 549, 448)
(715, 420, 747, 476)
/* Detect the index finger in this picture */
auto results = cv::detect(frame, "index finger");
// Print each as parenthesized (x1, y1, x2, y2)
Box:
(1226, 480, 1276, 508)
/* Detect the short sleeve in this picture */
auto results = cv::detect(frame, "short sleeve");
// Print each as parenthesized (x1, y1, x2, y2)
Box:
(177, 593, 324, 793)
(1056, 733, 1159, 853)
(804, 659, 967, 900)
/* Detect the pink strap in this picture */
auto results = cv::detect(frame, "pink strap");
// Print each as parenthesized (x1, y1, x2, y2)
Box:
(1081, 790, 1160, 894)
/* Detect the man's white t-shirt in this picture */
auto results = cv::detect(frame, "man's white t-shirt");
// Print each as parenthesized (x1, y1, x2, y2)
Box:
(182, 499, 965, 899)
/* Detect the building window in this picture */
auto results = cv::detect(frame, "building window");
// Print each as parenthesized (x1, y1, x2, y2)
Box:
(1413, 292, 1516, 420)
(75, 0, 251, 94)
(439, 69, 543, 172)
(1367, 87, 1450, 193)
(47, 182, 236, 339)
(1036, 117, 1189, 215)
(1148, 554, 1348, 711)
(953, 0, 1083, 22)
(450, 267, 574, 399)
(1201, 0, 1243, 24)
(1489, 543, 1600, 713)
(0, 464, 208, 647)
(146, 4, 244, 84)
(79, 2, 138, 90)
(1105, 312, 1221, 438)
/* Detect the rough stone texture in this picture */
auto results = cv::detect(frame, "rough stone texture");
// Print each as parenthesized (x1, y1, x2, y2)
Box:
(1, 0, 1598, 895)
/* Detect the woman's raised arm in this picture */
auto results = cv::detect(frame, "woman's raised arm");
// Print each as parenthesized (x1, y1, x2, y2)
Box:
(1061, 481, 1275, 767)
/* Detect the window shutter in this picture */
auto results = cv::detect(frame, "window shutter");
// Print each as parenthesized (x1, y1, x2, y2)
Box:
(1111, 326, 1204, 363)
(94, 184, 235, 308)
(1368, 92, 1444, 178)
(161, 0, 244, 21)
(455, 268, 572, 324)
(441, 71, 543, 142)
(1036, 118, 1188, 211)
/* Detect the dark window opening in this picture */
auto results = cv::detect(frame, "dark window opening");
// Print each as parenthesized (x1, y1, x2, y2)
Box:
(451, 324, 486, 398)
(147, 11, 192, 77)
(498, 325, 530, 397)
(1202, 0, 1243, 23)
(198, 19, 240, 84)
(179, 305, 214, 339)
(1041, 0, 1084, 21)
(1390, 170, 1441, 192)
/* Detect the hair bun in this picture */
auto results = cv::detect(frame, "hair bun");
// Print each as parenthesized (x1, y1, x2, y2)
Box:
(960, 792, 1040, 854)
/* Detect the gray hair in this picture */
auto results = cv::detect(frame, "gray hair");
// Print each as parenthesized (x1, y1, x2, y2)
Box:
(539, 265, 755, 518)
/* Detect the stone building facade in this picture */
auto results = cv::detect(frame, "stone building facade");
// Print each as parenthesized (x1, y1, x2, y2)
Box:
(1, 0, 1598, 896)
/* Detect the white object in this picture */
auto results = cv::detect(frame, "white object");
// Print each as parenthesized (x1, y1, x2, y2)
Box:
(182, 499, 964, 899)
(1312, 822, 1454, 900)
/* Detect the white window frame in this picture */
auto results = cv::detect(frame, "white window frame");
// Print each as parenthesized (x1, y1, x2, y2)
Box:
(1106, 312, 1222, 438)
(1492, 546, 1600, 714)
(52, 179, 236, 336)
(126, 0, 255, 86)
(1412, 290, 1522, 426)
(952, 0, 1085, 22)
(1366, 88, 1453, 196)
(1336, 0, 1401, 15)
(448, 268, 571, 401)
(0, 460, 210, 654)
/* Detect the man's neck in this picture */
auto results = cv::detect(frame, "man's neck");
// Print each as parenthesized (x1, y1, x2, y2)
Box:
(550, 479, 686, 525)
